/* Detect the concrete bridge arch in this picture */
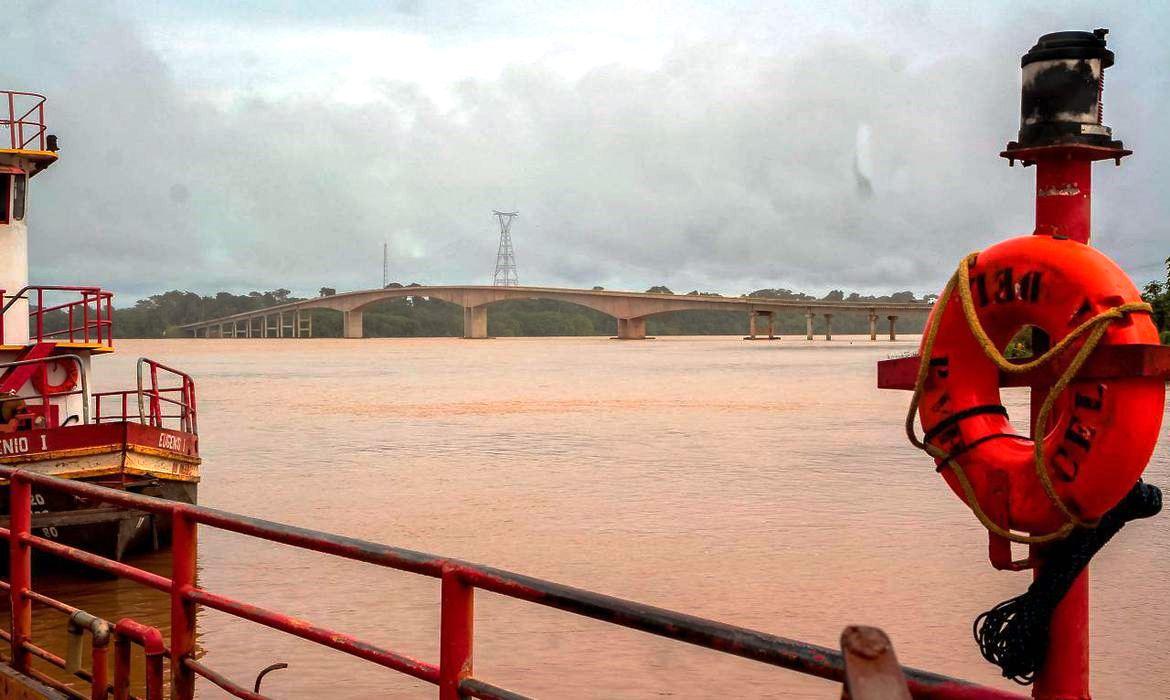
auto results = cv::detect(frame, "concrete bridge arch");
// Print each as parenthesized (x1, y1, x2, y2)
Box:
(180, 285, 931, 341)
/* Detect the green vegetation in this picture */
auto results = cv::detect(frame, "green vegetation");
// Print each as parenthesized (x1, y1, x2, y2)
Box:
(105, 284, 936, 338)
(99, 256, 1170, 340)
(1140, 257, 1170, 344)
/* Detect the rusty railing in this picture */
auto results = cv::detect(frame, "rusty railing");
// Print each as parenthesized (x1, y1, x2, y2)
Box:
(0, 91, 47, 151)
(93, 358, 198, 434)
(0, 467, 1024, 699)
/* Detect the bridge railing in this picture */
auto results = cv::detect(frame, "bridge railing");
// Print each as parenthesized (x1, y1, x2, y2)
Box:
(0, 467, 1022, 699)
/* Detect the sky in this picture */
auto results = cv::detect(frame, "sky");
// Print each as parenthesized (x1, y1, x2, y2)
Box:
(3, 1, 1169, 302)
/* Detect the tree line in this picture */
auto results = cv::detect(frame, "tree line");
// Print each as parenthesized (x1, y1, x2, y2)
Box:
(88, 260, 1170, 340)
(1140, 257, 1170, 344)
(104, 284, 933, 338)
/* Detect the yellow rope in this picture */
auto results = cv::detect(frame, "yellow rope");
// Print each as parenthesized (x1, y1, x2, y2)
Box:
(906, 252, 1153, 544)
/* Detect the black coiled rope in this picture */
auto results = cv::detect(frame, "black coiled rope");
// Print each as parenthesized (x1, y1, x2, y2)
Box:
(973, 480, 1162, 685)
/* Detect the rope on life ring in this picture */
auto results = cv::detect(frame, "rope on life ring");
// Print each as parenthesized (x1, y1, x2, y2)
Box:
(908, 249, 1163, 685)
(905, 251, 1153, 544)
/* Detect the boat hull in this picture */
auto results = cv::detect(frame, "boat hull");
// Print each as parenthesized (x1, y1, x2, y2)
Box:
(0, 422, 199, 562)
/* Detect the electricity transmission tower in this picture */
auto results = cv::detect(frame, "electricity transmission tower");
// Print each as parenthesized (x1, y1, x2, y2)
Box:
(492, 210, 519, 286)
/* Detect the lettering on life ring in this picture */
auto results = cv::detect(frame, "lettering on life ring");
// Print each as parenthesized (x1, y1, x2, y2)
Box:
(916, 235, 1165, 535)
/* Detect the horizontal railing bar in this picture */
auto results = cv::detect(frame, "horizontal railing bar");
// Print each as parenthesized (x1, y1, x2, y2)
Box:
(460, 678, 535, 700)
(0, 468, 1024, 699)
(20, 640, 106, 700)
(185, 658, 269, 700)
(94, 387, 185, 396)
(25, 588, 80, 617)
(187, 506, 444, 576)
(456, 561, 847, 680)
(453, 563, 1023, 699)
(20, 532, 173, 592)
(35, 300, 111, 315)
(26, 666, 90, 700)
(186, 587, 440, 684)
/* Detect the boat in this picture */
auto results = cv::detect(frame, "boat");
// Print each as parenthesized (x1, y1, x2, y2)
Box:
(0, 90, 199, 562)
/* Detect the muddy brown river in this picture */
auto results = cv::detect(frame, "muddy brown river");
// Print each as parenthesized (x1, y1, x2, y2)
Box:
(16, 337, 1170, 698)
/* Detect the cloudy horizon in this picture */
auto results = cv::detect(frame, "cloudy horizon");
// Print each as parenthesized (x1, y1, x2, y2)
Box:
(4, 1, 1168, 304)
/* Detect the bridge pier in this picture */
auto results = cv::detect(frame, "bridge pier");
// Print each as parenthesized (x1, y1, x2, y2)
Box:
(615, 317, 647, 340)
(868, 311, 878, 341)
(805, 311, 814, 340)
(343, 310, 364, 339)
(745, 310, 777, 340)
(824, 313, 833, 341)
(463, 306, 488, 339)
(888, 315, 898, 341)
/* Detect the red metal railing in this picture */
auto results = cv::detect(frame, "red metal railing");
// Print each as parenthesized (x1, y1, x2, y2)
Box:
(0, 91, 47, 151)
(93, 358, 198, 434)
(0, 467, 1024, 700)
(1, 286, 115, 349)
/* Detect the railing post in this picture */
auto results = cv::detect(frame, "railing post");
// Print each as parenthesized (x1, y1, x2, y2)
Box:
(107, 295, 114, 348)
(150, 363, 162, 427)
(7, 93, 15, 149)
(9, 476, 32, 673)
(114, 635, 131, 700)
(170, 509, 198, 700)
(91, 633, 109, 700)
(36, 289, 43, 342)
(439, 566, 474, 700)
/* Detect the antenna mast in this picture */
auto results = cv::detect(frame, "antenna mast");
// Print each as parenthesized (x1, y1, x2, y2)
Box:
(382, 242, 389, 288)
(492, 210, 519, 286)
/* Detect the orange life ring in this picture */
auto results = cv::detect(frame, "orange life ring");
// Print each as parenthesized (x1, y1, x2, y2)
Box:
(916, 235, 1165, 536)
(31, 359, 79, 396)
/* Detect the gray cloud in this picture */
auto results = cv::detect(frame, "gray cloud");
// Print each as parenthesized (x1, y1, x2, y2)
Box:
(3, 2, 1168, 302)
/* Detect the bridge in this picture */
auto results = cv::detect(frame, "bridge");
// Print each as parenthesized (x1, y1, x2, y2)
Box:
(178, 285, 934, 340)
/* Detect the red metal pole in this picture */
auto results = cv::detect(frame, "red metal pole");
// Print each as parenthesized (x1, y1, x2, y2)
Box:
(1034, 570, 1090, 699)
(170, 510, 198, 700)
(91, 639, 109, 700)
(1034, 157, 1092, 243)
(1030, 152, 1093, 699)
(36, 289, 43, 342)
(9, 477, 32, 673)
(113, 636, 131, 700)
(6, 93, 14, 149)
(150, 364, 161, 427)
(439, 566, 474, 700)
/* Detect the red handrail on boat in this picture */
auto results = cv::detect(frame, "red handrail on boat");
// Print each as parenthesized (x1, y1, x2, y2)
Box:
(0, 467, 1024, 700)
(1, 285, 115, 349)
(0, 91, 47, 151)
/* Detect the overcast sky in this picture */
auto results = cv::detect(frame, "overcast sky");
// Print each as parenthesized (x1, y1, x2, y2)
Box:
(3, 1, 1168, 302)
